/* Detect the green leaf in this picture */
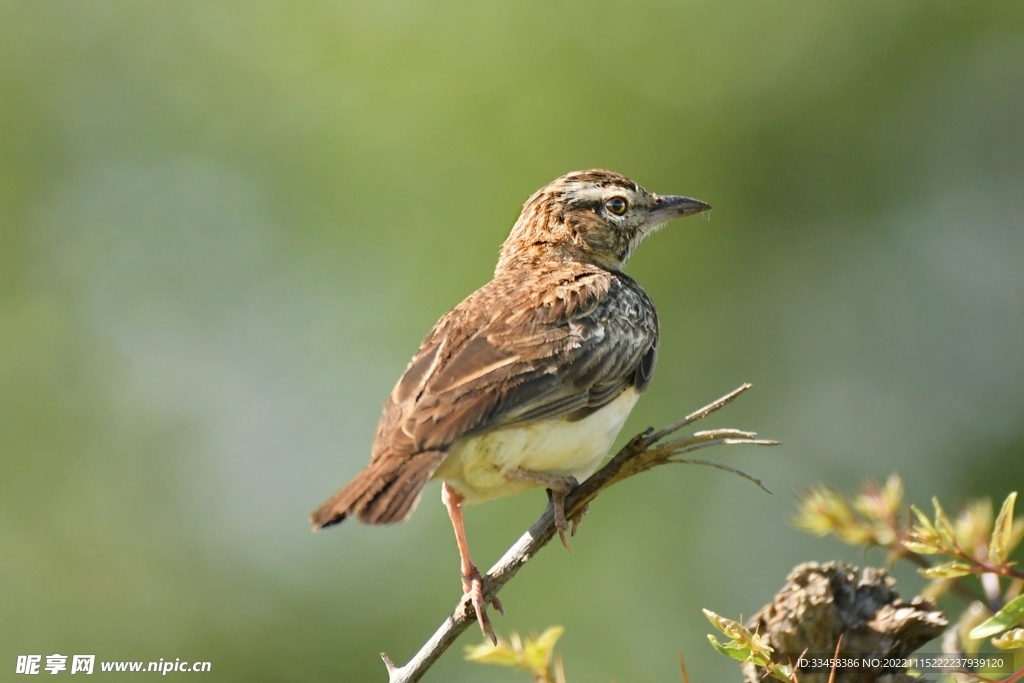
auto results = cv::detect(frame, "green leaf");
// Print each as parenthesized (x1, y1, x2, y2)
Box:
(767, 662, 796, 683)
(703, 609, 743, 639)
(918, 560, 974, 579)
(464, 625, 564, 675)
(707, 634, 753, 662)
(902, 539, 942, 555)
(970, 594, 1024, 639)
(932, 497, 956, 547)
(912, 504, 937, 533)
(464, 640, 520, 667)
(745, 630, 774, 660)
(991, 628, 1024, 650)
(705, 609, 776, 670)
(882, 474, 904, 516)
(909, 504, 945, 551)
(990, 492, 1018, 565)
(792, 487, 854, 536)
(523, 626, 564, 672)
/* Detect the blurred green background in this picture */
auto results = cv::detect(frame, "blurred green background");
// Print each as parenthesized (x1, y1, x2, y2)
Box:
(2, 1, 1023, 681)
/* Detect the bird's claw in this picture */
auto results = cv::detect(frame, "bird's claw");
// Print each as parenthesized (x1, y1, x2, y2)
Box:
(556, 515, 572, 551)
(550, 476, 580, 551)
(506, 469, 582, 551)
(462, 567, 501, 644)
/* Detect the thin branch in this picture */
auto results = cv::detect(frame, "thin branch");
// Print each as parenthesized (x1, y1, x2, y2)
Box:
(667, 458, 772, 494)
(381, 384, 778, 683)
(648, 382, 752, 442)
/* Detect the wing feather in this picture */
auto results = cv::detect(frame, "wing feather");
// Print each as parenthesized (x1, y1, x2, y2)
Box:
(373, 268, 658, 460)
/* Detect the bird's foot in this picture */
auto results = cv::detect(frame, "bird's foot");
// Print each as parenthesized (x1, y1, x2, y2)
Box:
(462, 565, 504, 644)
(506, 469, 581, 550)
(546, 477, 580, 550)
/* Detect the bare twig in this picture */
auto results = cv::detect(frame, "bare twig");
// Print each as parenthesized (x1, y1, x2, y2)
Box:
(381, 384, 778, 683)
(668, 458, 772, 494)
(827, 635, 843, 683)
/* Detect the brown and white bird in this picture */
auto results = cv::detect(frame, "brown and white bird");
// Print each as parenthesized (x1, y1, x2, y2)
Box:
(311, 169, 710, 640)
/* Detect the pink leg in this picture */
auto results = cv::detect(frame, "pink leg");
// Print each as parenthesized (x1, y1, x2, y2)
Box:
(442, 483, 503, 644)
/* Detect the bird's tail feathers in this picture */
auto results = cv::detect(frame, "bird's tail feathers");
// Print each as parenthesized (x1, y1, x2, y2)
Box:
(309, 450, 446, 529)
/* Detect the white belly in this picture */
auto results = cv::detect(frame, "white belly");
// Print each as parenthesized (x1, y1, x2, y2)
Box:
(433, 388, 640, 504)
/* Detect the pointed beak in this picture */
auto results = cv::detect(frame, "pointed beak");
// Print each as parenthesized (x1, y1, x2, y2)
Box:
(650, 194, 711, 222)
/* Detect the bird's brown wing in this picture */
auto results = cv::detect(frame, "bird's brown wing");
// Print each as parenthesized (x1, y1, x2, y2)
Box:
(374, 269, 658, 460)
(309, 268, 658, 529)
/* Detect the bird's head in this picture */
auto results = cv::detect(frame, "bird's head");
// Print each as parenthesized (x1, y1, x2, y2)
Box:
(498, 169, 710, 272)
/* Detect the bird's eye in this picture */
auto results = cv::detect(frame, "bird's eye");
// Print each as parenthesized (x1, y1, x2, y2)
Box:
(605, 197, 628, 216)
